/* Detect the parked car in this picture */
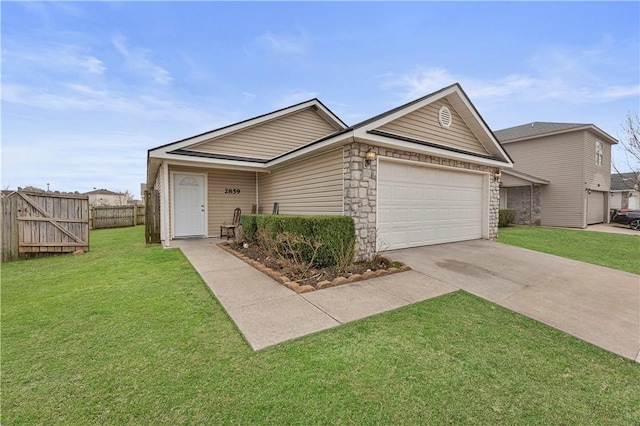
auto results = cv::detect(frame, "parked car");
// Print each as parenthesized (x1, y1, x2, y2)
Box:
(611, 209, 640, 230)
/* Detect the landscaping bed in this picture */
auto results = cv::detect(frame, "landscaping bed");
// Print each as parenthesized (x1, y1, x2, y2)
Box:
(218, 241, 411, 293)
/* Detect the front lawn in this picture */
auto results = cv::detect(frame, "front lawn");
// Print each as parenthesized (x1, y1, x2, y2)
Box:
(498, 226, 640, 275)
(2, 227, 639, 424)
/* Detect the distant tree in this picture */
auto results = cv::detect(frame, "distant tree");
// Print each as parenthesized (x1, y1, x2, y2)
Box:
(613, 112, 640, 189)
(19, 185, 45, 193)
(116, 190, 133, 206)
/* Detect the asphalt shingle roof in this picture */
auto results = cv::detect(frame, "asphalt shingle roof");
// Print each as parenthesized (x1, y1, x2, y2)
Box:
(494, 122, 587, 142)
(611, 172, 639, 191)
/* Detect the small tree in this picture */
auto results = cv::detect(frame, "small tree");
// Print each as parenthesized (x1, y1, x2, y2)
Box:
(115, 190, 133, 206)
(613, 112, 640, 190)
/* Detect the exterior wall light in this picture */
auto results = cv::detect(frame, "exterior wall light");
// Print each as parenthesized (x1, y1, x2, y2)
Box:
(586, 188, 592, 195)
(365, 150, 377, 167)
(492, 169, 501, 181)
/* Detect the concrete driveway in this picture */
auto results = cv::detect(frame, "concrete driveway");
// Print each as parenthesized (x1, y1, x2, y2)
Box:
(387, 240, 640, 362)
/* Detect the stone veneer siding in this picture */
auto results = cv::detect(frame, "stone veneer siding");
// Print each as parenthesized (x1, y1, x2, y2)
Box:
(343, 142, 500, 261)
(506, 186, 542, 226)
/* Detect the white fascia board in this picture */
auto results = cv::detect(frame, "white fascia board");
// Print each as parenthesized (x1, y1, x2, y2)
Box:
(149, 100, 334, 155)
(266, 132, 354, 168)
(155, 152, 269, 172)
(358, 86, 456, 132)
(361, 132, 513, 169)
(448, 91, 513, 164)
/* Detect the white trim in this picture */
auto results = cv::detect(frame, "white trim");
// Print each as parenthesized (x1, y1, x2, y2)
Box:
(170, 171, 208, 239)
(376, 157, 491, 251)
(161, 162, 170, 245)
(154, 153, 270, 171)
(148, 100, 346, 156)
(359, 86, 456, 132)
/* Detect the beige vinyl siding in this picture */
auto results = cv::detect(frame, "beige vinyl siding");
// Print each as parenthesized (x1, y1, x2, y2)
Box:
(376, 99, 489, 156)
(583, 131, 612, 224)
(258, 149, 343, 215)
(503, 132, 585, 228)
(187, 108, 338, 159)
(168, 166, 257, 238)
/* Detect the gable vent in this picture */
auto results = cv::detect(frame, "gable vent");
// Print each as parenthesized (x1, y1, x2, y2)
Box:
(438, 106, 452, 129)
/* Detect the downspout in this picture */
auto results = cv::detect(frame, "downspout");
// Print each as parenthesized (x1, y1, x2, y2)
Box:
(530, 183, 534, 226)
(255, 172, 259, 213)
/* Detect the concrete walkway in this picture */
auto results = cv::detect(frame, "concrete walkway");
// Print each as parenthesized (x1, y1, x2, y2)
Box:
(173, 238, 640, 362)
(171, 238, 456, 351)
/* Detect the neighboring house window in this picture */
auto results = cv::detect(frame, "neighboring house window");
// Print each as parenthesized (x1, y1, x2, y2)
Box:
(595, 140, 603, 166)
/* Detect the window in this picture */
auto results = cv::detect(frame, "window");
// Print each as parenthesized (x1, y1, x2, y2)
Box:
(595, 140, 603, 166)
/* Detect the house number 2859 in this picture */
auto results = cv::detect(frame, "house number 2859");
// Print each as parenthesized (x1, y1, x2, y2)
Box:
(225, 188, 241, 194)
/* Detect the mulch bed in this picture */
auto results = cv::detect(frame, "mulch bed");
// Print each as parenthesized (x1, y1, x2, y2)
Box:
(217, 241, 411, 294)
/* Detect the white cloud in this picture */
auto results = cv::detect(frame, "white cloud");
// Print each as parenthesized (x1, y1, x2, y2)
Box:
(3, 44, 106, 76)
(274, 90, 318, 108)
(112, 36, 171, 84)
(257, 31, 309, 55)
(383, 66, 639, 106)
(384, 38, 639, 107)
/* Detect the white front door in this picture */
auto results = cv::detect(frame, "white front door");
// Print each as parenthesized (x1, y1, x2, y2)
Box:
(174, 173, 205, 237)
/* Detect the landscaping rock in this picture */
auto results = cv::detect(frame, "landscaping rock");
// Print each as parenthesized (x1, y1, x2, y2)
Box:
(317, 280, 333, 289)
(278, 276, 291, 284)
(347, 274, 363, 283)
(297, 285, 315, 294)
(362, 270, 376, 279)
(285, 281, 300, 292)
(332, 276, 349, 286)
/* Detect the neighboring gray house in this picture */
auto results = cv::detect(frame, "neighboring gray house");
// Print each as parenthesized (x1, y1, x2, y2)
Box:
(611, 172, 640, 210)
(147, 83, 513, 259)
(495, 122, 617, 228)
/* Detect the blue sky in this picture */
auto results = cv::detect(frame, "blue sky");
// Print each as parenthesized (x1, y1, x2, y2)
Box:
(2, 1, 639, 198)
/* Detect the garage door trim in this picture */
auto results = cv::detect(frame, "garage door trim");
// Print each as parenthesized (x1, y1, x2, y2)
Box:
(376, 157, 490, 250)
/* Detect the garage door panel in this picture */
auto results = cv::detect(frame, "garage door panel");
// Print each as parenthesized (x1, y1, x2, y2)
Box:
(587, 191, 605, 224)
(378, 161, 485, 250)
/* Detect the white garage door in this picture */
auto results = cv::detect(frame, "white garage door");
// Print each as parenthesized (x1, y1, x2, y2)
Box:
(378, 161, 485, 250)
(587, 191, 605, 224)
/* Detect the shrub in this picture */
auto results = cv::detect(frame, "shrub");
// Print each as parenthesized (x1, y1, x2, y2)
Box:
(499, 209, 516, 228)
(241, 215, 258, 240)
(242, 215, 355, 267)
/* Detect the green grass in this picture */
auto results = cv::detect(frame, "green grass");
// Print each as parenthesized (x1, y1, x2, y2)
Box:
(498, 226, 640, 275)
(2, 226, 639, 425)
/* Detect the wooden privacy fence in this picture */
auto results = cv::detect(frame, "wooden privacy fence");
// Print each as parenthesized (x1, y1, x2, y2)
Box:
(145, 190, 160, 244)
(90, 205, 145, 229)
(1, 191, 89, 262)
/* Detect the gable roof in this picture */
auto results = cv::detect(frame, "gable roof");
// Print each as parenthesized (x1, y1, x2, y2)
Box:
(147, 83, 513, 184)
(268, 83, 513, 168)
(611, 172, 640, 191)
(495, 122, 618, 145)
(150, 98, 346, 154)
